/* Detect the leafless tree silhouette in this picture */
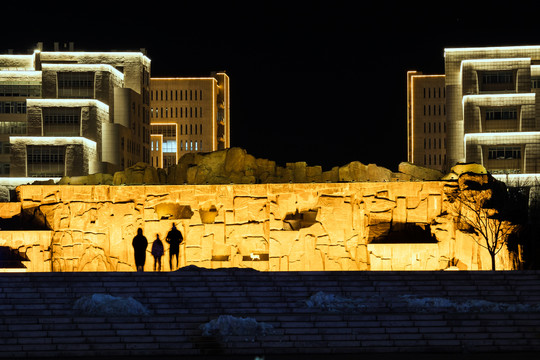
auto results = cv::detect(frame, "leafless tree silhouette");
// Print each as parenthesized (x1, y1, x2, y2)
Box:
(446, 176, 519, 270)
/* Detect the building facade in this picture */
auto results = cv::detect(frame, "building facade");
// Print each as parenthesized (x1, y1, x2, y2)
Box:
(149, 73, 230, 168)
(445, 46, 540, 174)
(407, 71, 447, 171)
(0, 45, 151, 178)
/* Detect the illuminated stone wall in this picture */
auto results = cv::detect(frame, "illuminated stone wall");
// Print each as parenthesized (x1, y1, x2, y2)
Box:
(0, 181, 516, 272)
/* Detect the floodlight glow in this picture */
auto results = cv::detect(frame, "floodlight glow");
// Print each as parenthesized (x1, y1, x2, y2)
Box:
(0, 177, 61, 186)
(463, 93, 535, 102)
(39, 51, 150, 64)
(151, 77, 217, 81)
(464, 131, 540, 145)
(42, 63, 124, 79)
(9, 136, 97, 150)
(462, 58, 531, 64)
(27, 99, 109, 113)
(445, 45, 540, 54)
(0, 71, 42, 79)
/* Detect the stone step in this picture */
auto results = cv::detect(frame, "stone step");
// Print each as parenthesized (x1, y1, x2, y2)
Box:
(0, 269, 539, 357)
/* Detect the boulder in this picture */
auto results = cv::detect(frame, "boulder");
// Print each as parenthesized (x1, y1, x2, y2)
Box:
(446, 162, 488, 177)
(367, 163, 392, 182)
(339, 161, 368, 182)
(398, 162, 444, 181)
(224, 147, 246, 174)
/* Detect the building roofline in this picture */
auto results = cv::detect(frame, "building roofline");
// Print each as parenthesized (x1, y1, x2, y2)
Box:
(445, 45, 540, 54)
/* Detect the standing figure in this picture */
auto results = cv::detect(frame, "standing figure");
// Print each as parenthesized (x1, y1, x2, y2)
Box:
(132, 228, 148, 272)
(166, 223, 183, 270)
(151, 234, 164, 271)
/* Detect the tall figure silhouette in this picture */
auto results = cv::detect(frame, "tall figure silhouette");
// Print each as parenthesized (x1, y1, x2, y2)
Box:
(166, 223, 183, 270)
(132, 228, 148, 272)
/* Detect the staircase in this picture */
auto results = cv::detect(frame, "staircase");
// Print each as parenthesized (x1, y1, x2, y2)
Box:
(0, 267, 539, 359)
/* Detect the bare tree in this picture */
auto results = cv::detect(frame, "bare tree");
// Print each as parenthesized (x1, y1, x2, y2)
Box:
(446, 175, 519, 270)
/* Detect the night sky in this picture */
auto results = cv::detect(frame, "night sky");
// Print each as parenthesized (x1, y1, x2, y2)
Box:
(2, 1, 540, 171)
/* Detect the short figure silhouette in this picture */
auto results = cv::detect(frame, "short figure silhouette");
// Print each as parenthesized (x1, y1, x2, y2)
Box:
(166, 223, 183, 270)
(132, 228, 148, 272)
(151, 234, 164, 272)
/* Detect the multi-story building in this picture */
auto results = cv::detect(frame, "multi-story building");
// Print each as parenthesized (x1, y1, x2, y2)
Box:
(407, 71, 447, 171)
(445, 45, 540, 174)
(0, 44, 151, 178)
(149, 73, 230, 168)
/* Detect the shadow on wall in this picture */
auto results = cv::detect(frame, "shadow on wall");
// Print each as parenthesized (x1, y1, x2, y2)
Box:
(371, 223, 438, 244)
(154, 203, 193, 220)
(283, 210, 319, 230)
(0, 246, 29, 269)
(0, 207, 51, 230)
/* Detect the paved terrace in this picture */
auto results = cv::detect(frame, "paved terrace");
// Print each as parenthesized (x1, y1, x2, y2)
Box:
(0, 268, 539, 359)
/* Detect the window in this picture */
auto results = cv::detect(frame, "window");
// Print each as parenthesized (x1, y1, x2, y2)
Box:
(488, 146, 521, 160)
(532, 76, 540, 88)
(479, 70, 515, 92)
(0, 101, 26, 114)
(27, 145, 65, 177)
(57, 72, 94, 98)
(42, 107, 81, 136)
(485, 107, 518, 120)
(0, 83, 41, 97)
(482, 71, 513, 84)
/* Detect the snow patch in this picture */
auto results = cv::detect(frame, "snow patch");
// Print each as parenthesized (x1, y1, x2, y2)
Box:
(401, 295, 540, 313)
(73, 293, 150, 316)
(304, 291, 540, 313)
(200, 315, 274, 340)
(305, 291, 368, 312)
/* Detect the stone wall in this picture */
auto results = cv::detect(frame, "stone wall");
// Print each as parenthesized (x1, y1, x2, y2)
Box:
(0, 181, 516, 272)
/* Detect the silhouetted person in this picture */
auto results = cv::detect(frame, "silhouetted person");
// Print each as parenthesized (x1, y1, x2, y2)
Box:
(151, 234, 164, 272)
(166, 223, 183, 270)
(132, 228, 148, 272)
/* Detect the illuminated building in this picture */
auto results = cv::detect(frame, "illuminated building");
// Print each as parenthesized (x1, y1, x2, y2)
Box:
(0, 44, 151, 177)
(407, 71, 447, 171)
(149, 73, 230, 168)
(445, 46, 540, 174)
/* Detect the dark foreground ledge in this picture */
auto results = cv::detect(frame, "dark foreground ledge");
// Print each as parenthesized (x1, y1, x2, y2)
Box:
(0, 268, 539, 358)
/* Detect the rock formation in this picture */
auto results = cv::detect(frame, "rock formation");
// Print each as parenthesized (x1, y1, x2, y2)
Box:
(0, 147, 522, 273)
(0, 165, 519, 272)
(56, 148, 445, 186)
